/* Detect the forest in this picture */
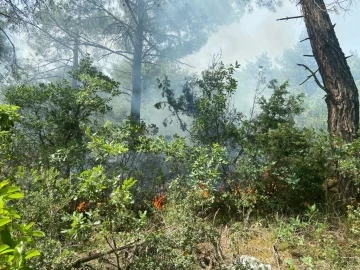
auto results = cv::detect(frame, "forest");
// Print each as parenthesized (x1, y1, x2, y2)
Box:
(1, 0, 360, 269)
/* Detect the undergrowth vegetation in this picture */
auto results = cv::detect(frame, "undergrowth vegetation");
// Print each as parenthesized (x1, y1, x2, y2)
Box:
(0, 59, 359, 269)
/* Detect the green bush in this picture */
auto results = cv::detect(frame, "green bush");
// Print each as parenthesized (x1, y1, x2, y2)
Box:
(0, 180, 44, 270)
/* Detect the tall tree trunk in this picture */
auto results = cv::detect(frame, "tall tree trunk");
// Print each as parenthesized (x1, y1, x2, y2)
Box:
(301, 0, 359, 201)
(130, 1, 144, 123)
(301, 0, 359, 142)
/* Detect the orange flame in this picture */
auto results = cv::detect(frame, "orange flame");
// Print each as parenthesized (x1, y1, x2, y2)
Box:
(152, 193, 167, 210)
(76, 201, 90, 213)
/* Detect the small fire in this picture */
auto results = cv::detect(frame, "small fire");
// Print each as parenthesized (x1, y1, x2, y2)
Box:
(152, 193, 167, 210)
(198, 183, 210, 198)
(76, 200, 90, 212)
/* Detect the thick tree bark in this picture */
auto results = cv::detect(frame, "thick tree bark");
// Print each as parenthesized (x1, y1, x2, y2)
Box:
(301, 0, 359, 142)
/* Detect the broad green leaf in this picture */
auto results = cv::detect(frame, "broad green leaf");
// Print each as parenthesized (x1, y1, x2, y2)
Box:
(0, 181, 9, 190)
(24, 222, 35, 230)
(0, 218, 11, 227)
(25, 249, 40, 259)
(6, 192, 24, 199)
(0, 248, 14, 255)
(0, 186, 20, 195)
(31, 230, 45, 237)
(0, 244, 10, 253)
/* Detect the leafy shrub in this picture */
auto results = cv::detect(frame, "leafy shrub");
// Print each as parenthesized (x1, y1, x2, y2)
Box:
(0, 104, 20, 177)
(4, 56, 120, 175)
(0, 180, 44, 270)
(239, 81, 329, 212)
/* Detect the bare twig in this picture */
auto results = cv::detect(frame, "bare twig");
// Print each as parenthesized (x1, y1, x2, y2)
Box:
(297, 63, 327, 91)
(145, 53, 195, 68)
(124, 0, 139, 26)
(300, 37, 311, 42)
(69, 239, 143, 268)
(300, 68, 319, 85)
(272, 244, 281, 270)
(277, 15, 304, 21)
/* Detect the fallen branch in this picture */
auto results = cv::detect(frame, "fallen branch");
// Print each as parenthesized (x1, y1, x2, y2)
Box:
(69, 239, 143, 269)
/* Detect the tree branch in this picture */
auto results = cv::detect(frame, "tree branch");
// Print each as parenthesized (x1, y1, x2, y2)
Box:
(299, 68, 319, 85)
(277, 15, 304, 21)
(145, 53, 195, 68)
(124, 0, 139, 25)
(79, 41, 133, 61)
(297, 63, 327, 91)
(0, 26, 17, 67)
(21, 18, 73, 51)
(300, 37, 311, 42)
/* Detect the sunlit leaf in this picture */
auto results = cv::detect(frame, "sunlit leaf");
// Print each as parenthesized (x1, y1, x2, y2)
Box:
(0, 218, 11, 227)
(31, 230, 45, 237)
(24, 222, 35, 230)
(6, 192, 24, 199)
(25, 249, 41, 259)
(0, 186, 20, 195)
(0, 244, 11, 254)
(0, 248, 14, 255)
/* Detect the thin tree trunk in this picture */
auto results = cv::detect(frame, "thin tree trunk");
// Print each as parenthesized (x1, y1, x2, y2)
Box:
(301, 0, 359, 142)
(130, 39, 142, 123)
(71, 30, 79, 89)
(130, 1, 144, 123)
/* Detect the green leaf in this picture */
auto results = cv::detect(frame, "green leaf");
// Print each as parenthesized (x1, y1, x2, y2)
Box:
(14, 244, 23, 256)
(0, 218, 11, 227)
(6, 192, 24, 199)
(0, 186, 20, 195)
(24, 222, 35, 230)
(25, 249, 40, 259)
(122, 177, 136, 190)
(6, 254, 14, 262)
(31, 230, 45, 237)
(0, 248, 14, 255)
(0, 244, 11, 254)
(0, 226, 12, 246)
(0, 181, 9, 190)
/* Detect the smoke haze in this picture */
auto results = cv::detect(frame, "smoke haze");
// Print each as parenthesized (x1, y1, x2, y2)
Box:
(183, 2, 360, 70)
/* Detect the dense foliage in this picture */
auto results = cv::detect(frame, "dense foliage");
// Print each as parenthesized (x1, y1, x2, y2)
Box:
(0, 55, 359, 269)
(0, 1, 360, 267)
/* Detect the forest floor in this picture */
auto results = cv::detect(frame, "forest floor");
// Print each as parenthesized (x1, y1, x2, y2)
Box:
(205, 214, 359, 270)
